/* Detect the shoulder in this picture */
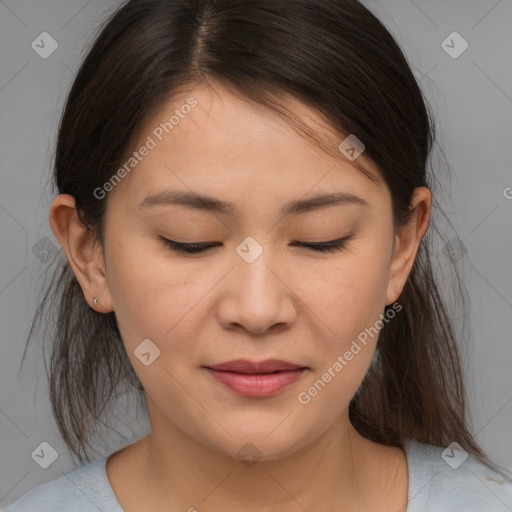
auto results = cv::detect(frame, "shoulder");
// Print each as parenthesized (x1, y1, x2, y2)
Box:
(2, 456, 122, 512)
(404, 439, 512, 511)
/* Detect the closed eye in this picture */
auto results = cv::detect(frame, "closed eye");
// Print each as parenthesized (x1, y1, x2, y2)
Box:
(159, 236, 352, 254)
(290, 237, 352, 253)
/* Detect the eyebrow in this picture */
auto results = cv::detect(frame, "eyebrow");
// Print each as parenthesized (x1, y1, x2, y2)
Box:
(138, 190, 368, 216)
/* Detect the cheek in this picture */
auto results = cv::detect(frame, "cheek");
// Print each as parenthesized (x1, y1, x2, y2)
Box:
(304, 249, 390, 340)
(104, 238, 177, 340)
(294, 256, 389, 421)
(105, 238, 213, 360)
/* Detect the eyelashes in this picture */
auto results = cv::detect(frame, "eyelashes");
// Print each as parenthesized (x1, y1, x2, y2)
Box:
(159, 236, 352, 255)
(289, 237, 351, 253)
(160, 239, 221, 254)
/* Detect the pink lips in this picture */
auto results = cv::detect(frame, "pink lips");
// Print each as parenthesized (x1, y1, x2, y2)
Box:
(204, 359, 307, 397)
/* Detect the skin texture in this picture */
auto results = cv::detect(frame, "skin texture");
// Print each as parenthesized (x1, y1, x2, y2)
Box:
(49, 81, 431, 511)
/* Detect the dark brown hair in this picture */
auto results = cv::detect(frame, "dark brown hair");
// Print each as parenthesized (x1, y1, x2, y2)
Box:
(19, 0, 499, 470)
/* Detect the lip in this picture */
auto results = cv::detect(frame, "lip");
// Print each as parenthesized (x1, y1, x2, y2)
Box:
(203, 359, 308, 397)
(207, 359, 305, 373)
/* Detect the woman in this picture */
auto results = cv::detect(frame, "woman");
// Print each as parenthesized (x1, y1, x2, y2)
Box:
(5, 0, 512, 510)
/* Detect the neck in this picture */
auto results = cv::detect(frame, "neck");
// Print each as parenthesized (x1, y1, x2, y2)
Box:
(132, 398, 405, 512)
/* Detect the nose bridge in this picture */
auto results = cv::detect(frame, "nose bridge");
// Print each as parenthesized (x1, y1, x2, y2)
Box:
(217, 235, 296, 333)
(236, 235, 283, 306)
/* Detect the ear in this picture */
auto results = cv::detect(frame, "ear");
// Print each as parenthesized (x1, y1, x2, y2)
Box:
(385, 186, 432, 305)
(49, 194, 114, 312)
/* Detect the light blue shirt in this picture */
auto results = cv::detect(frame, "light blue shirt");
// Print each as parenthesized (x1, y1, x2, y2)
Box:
(3, 438, 512, 511)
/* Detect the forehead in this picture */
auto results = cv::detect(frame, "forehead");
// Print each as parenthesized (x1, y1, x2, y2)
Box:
(110, 81, 385, 211)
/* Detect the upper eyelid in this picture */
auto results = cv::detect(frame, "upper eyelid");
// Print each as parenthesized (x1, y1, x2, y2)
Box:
(159, 236, 352, 253)
(159, 236, 350, 245)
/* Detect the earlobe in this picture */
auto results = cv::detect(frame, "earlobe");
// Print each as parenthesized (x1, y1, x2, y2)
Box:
(48, 194, 114, 312)
(385, 187, 432, 305)
(385, 233, 405, 305)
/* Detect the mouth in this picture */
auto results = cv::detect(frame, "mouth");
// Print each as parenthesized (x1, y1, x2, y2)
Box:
(203, 359, 308, 397)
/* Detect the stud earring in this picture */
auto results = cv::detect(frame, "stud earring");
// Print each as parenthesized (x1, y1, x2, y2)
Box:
(93, 297, 99, 305)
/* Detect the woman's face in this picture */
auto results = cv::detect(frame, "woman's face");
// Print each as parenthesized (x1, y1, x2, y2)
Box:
(98, 81, 413, 461)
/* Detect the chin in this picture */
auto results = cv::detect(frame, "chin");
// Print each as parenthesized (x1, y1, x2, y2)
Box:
(205, 428, 313, 465)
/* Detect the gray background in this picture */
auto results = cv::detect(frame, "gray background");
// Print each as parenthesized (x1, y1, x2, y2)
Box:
(1, 0, 511, 508)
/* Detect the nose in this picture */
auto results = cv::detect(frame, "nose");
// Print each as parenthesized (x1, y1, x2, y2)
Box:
(216, 247, 297, 335)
